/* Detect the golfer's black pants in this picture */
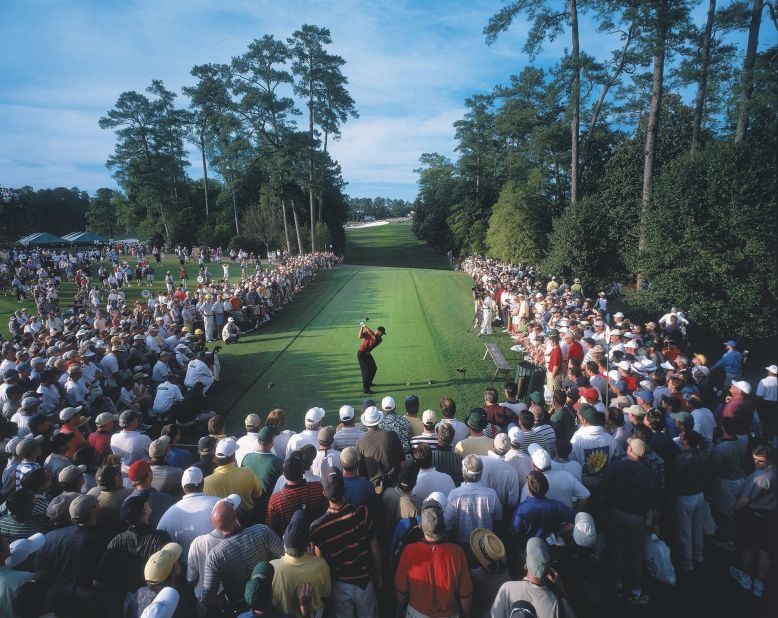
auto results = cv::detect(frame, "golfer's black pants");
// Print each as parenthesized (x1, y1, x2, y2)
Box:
(357, 350, 377, 390)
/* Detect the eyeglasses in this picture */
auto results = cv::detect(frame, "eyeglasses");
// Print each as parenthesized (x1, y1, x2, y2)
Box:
(753, 458, 767, 464)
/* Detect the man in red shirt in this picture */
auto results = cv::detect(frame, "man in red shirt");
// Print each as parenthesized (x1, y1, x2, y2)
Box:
(394, 498, 473, 618)
(88, 412, 119, 457)
(547, 332, 564, 391)
(563, 330, 584, 364)
(357, 323, 386, 394)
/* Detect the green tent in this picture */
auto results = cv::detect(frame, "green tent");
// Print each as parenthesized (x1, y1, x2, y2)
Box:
(17, 232, 71, 246)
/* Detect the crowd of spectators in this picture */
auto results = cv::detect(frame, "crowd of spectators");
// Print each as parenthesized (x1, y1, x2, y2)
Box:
(0, 248, 774, 617)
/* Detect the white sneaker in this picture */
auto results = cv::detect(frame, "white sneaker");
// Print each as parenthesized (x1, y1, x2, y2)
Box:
(752, 579, 764, 598)
(729, 566, 752, 590)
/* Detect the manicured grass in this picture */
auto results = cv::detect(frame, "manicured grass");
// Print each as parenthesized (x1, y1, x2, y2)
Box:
(221, 223, 520, 432)
(4, 227, 523, 434)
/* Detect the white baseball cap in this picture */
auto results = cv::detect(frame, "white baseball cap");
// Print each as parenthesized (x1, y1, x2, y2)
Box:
(181, 466, 204, 487)
(766, 365, 778, 374)
(215, 438, 239, 458)
(422, 409, 437, 425)
(305, 407, 326, 425)
(212, 493, 242, 514)
(731, 380, 752, 395)
(573, 512, 597, 547)
(381, 396, 396, 411)
(5, 533, 45, 567)
(140, 586, 179, 618)
(339, 405, 355, 421)
(507, 426, 522, 447)
(528, 443, 551, 471)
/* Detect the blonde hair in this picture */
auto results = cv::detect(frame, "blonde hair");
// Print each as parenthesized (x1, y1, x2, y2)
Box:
(265, 408, 286, 430)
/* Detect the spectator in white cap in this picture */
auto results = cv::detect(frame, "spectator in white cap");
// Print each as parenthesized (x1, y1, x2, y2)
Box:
(111, 409, 152, 471)
(379, 395, 412, 454)
(0, 532, 44, 616)
(139, 586, 179, 618)
(410, 409, 439, 449)
(482, 433, 521, 509)
(332, 404, 365, 450)
(203, 438, 262, 523)
(285, 407, 325, 457)
(520, 444, 590, 510)
(756, 365, 778, 444)
(722, 380, 756, 439)
(235, 413, 262, 466)
(157, 467, 220, 557)
(505, 427, 533, 485)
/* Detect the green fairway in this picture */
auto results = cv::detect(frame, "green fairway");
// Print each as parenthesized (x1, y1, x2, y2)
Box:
(220, 223, 519, 431)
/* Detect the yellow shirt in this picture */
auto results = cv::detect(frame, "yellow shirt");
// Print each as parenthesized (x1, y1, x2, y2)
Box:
(454, 436, 493, 457)
(404, 415, 425, 437)
(270, 553, 331, 618)
(203, 462, 261, 512)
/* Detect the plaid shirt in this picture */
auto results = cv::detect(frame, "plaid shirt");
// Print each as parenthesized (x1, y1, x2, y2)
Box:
(444, 482, 503, 545)
(202, 524, 283, 602)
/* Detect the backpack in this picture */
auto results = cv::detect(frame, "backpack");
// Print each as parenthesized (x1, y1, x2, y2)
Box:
(390, 516, 423, 576)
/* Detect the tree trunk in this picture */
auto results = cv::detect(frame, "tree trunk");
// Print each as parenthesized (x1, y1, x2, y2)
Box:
(692, 0, 716, 154)
(231, 188, 240, 236)
(199, 129, 210, 222)
(292, 205, 304, 255)
(281, 199, 292, 254)
(552, 157, 563, 209)
(734, 0, 764, 143)
(570, 0, 580, 205)
(637, 0, 668, 291)
(318, 131, 328, 222)
(308, 53, 317, 252)
(581, 25, 634, 181)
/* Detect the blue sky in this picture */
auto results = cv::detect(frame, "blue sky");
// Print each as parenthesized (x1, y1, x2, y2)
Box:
(0, 1, 774, 201)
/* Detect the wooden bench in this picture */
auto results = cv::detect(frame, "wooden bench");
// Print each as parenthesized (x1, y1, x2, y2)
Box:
(483, 342, 512, 379)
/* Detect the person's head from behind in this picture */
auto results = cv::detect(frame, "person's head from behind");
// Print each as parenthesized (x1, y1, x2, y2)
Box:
(440, 397, 456, 419)
(555, 441, 572, 460)
(7, 488, 35, 521)
(436, 421, 454, 447)
(752, 445, 774, 469)
(484, 388, 498, 405)
(412, 444, 432, 469)
(208, 415, 225, 436)
(265, 408, 286, 431)
(518, 410, 535, 431)
(462, 454, 483, 484)
(645, 409, 665, 433)
(245, 562, 275, 613)
(526, 470, 549, 499)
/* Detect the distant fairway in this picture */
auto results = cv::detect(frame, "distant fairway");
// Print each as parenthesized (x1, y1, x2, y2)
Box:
(220, 223, 518, 431)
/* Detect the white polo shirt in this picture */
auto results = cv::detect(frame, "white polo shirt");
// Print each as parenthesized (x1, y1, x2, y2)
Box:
(157, 492, 221, 557)
(110, 429, 152, 468)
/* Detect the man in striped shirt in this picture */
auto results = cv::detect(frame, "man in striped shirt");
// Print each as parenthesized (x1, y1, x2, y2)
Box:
(409, 409, 439, 449)
(265, 451, 327, 537)
(310, 467, 381, 618)
(430, 423, 464, 486)
(202, 495, 284, 612)
(333, 405, 365, 451)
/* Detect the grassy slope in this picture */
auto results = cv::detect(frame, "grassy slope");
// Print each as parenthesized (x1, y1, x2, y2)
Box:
(223, 223, 519, 431)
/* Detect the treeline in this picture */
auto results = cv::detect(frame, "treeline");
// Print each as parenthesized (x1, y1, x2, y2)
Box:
(413, 0, 777, 340)
(347, 197, 413, 221)
(0, 186, 88, 242)
(95, 25, 358, 254)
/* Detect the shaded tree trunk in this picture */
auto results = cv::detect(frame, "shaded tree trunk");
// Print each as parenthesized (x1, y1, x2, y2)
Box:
(308, 54, 317, 252)
(692, 0, 716, 154)
(231, 188, 240, 236)
(735, 0, 764, 143)
(570, 0, 580, 205)
(281, 199, 292, 254)
(292, 206, 304, 255)
(318, 131, 328, 222)
(199, 128, 210, 222)
(638, 0, 668, 290)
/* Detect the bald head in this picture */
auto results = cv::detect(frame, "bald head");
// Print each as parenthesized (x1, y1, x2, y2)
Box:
(211, 501, 238, 533)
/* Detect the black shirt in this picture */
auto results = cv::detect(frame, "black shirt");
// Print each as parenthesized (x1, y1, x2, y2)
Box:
(69, 525, 113, 588)
(600, 458, 660, 515)
(96, 524, 172, 594)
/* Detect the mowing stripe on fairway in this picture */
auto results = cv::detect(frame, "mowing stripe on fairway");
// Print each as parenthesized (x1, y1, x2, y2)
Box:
(220, 268, 360, 417)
